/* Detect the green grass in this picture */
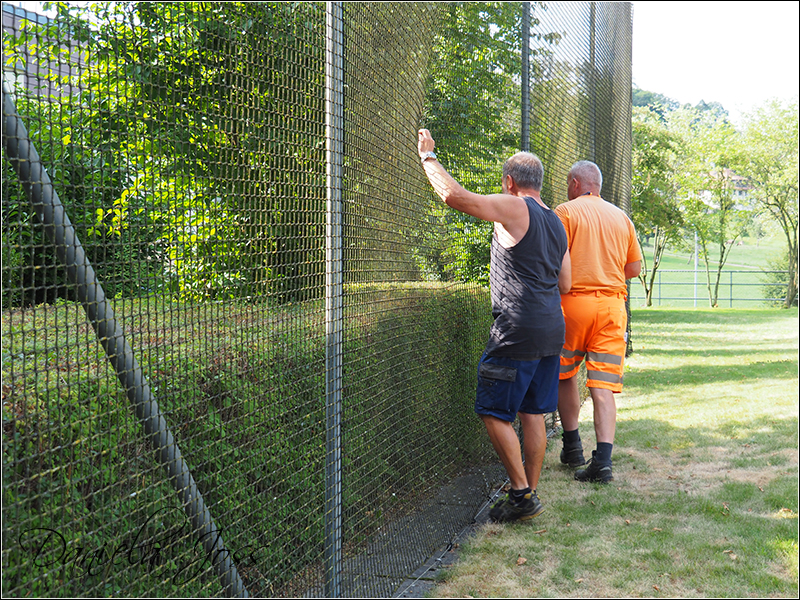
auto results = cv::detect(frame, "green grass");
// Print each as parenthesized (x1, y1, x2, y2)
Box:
(431, 307, 799, 598)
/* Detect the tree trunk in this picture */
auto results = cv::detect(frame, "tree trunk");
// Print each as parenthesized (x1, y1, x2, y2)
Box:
(785, 249, 798, 308)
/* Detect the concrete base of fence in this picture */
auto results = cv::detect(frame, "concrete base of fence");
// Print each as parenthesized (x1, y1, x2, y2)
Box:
(393, 544, 463, 599)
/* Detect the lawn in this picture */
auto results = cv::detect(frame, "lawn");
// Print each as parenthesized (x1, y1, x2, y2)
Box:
(430, 307, 799, 598)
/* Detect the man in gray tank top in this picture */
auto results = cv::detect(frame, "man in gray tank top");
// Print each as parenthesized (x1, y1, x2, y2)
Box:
(418, 128, 571, 523)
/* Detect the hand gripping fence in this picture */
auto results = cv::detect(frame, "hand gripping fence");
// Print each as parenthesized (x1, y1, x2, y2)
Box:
(1, 81, 249, 599)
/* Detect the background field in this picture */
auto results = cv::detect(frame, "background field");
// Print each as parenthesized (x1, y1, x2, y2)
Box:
(631, 232, 789, 308)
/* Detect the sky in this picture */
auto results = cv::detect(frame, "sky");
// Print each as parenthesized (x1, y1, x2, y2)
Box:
(632, 1, 800, 125)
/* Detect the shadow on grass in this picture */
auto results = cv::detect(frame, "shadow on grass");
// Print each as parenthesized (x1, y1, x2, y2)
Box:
(625, 358, 798, 391)
(637, 348, 796, 358)
(618, 414, 799, 458)
(535, 411, 799, 597)
(628, 309, 798, 390)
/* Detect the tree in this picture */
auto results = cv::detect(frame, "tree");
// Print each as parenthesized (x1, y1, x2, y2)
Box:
(669, 107, 750, 307)
(632, 86, 679, 117)
(340, 3, 441, 285)
(631, 106, 683, 306)
(740, 99, 799, 308)
(418, 2, 525, 286)
(3, 10, 156, 304)
(690, 99, 729, 120)
(4, 2, 327, 303)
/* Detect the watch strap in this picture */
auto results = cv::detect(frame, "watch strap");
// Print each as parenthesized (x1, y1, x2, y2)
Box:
(420, 151, 437, 164)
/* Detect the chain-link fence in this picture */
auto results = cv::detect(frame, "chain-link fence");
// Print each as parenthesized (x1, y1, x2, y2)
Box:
(2, 2, 632, 597)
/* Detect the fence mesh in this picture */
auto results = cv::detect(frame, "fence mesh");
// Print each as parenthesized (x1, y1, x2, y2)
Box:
(2, 2, 632, 597)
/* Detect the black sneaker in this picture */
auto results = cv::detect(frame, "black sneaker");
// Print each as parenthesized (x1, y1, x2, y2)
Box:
(488, 491, 545, 523)
(560, 440, 586, 468)
(574, 451, 613, 483)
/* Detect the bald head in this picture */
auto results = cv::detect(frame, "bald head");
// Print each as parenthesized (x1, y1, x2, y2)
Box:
(568, 161, 602, 199)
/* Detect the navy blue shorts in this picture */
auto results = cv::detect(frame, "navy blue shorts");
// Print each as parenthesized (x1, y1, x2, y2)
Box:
(474, 352, 560, 422)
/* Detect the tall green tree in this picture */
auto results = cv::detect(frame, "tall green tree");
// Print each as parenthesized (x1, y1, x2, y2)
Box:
(631, 106, 683, 306)
(420, 2, 561, 285)
(3, 10, 155, 304)
(690, 99, 729, 120)
(669, 107, 750, 307)
(4, 1, 326, 304)
(740, 98, 799, 308)
(419, 2, 524, 285)
(632, 86, 679, 117)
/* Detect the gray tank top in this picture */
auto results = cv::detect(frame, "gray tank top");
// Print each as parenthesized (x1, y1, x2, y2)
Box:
(484, 196, 567, 359)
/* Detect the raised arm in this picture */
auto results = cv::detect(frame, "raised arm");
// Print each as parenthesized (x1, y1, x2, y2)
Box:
(418, 130, 525, 221)
(418, 129, 529, 242)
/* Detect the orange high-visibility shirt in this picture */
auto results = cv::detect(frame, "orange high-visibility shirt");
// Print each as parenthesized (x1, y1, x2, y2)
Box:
(554, 194, 642, 296)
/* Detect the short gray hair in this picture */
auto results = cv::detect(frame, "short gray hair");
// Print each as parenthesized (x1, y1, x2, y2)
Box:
(569, 160, 603, 191)
(503, 152, 544, 191)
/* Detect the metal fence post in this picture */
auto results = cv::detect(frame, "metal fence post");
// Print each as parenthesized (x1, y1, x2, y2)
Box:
(521, 2, 530, 152)
(324, 2, 344, 597)
(589, 1, 597, 161)
(694, 231, 699, 307)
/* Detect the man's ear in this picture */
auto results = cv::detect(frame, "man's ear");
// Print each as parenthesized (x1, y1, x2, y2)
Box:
(504, 174, 516, 194)
(567, 177, 578, 199)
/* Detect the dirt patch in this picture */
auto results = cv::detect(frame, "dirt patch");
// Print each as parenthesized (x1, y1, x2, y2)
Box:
(604, 441, 799, 499)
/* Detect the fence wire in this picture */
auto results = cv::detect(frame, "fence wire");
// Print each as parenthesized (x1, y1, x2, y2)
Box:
(2, 2, 632, 597)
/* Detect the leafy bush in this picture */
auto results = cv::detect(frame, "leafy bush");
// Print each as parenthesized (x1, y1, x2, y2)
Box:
(762, 253, 798, 307)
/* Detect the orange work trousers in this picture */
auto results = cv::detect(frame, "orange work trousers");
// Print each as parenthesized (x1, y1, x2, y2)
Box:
(559, 292, 627, 393)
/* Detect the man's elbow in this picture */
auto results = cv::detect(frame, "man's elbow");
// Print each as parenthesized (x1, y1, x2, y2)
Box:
(443, 188, 473, 214)
(625, 261, 642, 280)
(558, 272, 572, 294)
(443, 194, 462, 210)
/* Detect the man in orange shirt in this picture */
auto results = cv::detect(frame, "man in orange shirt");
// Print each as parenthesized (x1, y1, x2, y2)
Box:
(555, 161, 642, 483)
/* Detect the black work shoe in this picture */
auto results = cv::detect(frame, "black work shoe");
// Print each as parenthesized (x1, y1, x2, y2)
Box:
(560, 441, 586, 468)
(574, 451, 613, 483)
(489, 491, 545, 523)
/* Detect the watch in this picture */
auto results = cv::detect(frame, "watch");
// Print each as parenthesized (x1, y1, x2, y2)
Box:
(420, 151, 437, 164)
